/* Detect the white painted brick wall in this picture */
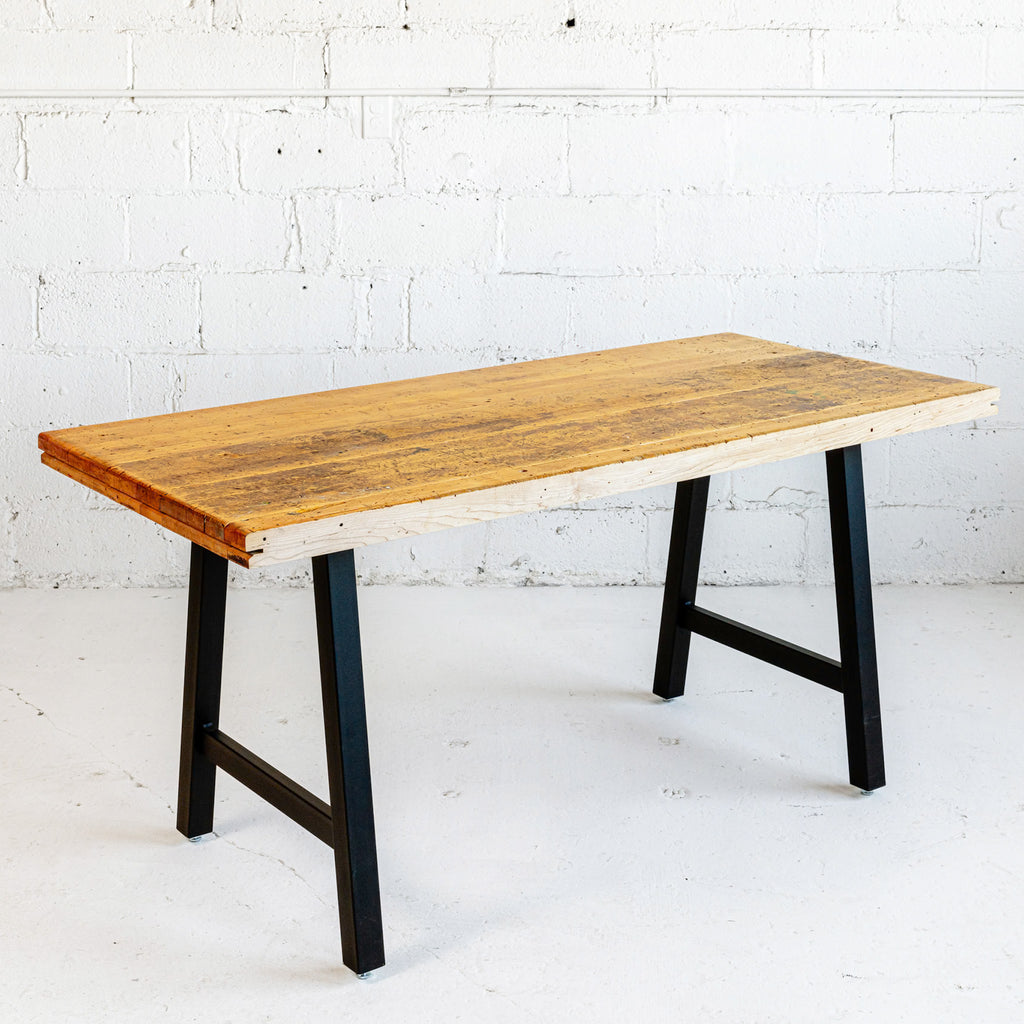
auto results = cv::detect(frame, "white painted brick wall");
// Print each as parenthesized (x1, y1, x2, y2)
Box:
(888, 428, 1024, 506)
(199, 272, 359, 352)
(895, 0, 1024, 27)
(819, 30, 987, 89)
(494, 29, 652, 89)
(129, 194, 291, 271)
(0, 192, 125, 269)
(657, 31, 814, 89)
(337, 195, 497, 272)
(358, 518, 489, 587)
(25, 112, 191, 192)
(37, 273, 200, 352)
(837, 505, 1023, 584)
(360, 277, 408, 351)
(765, 1, 896, 29)
(0, 113, 19, 182)
(578, 0, 734, 29)
(409, 273, 571, 358)
(239, 110, 398, 192)
(730, 273, 889, 354)
(168, 352, 337, 410)
(981, 194, 1024, 268)
(0, 273, 34, 349)
(222, 0, 403, 31)
(11, 500, 180, 587)
(290, 193, 341, 273)
(484, 507, 650, 586)
(1, 0, 42, 30)
(565, 275, 732, 353)
(973, 351, 1024, 425)
(817, 194, 979, 270)
(407, 0, 553, 24)
(568, 109, 729, 194)
(891, 270, 1024, 353)
(0, 31, 129, 90)
(1, 4, 1022, 589)
(46, 0, 208, 30)
(404, 108, 567, 195)
(133, 32, 321, 92)
(659, 195, 819, 273)
(327, 30, 491, 89)
(732, 108, 892, 193)
(186, 112, 241, 191)
(585, 0, 895, 30)
(7, 352, 130, 430)
(727, 451, 830, 507)
(504, 195, 657, 275)
(989, 31, 1024, 88)
(894, 112, 1024, 192)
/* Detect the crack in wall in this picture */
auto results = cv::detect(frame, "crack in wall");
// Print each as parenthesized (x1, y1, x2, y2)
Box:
(15, 112, 27, 181)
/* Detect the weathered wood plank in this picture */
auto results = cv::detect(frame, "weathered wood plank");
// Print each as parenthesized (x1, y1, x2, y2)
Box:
(38, 333, 999, 566)
(242, 388, 998, 565)
(41, 452, 252, 566)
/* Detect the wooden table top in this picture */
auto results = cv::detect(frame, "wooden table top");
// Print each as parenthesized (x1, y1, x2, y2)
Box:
(39, 333, 998, 568)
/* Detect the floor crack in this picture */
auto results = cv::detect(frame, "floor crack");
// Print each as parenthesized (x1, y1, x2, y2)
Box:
(4, 684, 79, 741)
(217, 834, 331, 908)
(421, 942, 536, 1011)
(1, 684, 175, 815)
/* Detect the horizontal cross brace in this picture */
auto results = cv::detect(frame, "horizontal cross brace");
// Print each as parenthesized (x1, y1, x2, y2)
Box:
(683, 605, 844, 693)
(201, 728, 333, 846)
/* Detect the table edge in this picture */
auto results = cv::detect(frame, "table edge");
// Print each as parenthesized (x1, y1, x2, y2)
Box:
(240, 385, 999, 567)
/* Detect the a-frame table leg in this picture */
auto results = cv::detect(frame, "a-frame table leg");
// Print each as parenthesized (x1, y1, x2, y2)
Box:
(175, 542, 386, 974)
(826, 445, 885, 792)
(176, 543, 228, 839)
(653, 476, 710, 700)
(313, 549, 386, 976)
(652, 446, 886, 792)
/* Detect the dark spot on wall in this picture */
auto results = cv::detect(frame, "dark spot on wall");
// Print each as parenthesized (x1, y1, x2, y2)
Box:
(566, 17, 575, 27)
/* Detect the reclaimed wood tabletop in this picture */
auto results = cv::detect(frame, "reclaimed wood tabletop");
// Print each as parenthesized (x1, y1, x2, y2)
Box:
(39, 333, 999, 568)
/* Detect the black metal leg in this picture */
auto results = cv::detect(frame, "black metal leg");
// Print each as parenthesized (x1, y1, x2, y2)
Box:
(826, 446, 885, 792)
(654, 477, 710, 699)
(174, 543, 383, 972)
(176, 543, 228, 838)
(313, 550, 385, 975)
(652, 452, 885, 792)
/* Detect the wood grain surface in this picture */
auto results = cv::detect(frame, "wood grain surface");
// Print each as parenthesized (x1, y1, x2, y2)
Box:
(39, 333, 999, 567)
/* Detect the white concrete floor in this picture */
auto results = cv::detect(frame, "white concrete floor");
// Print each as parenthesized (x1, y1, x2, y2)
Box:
(1, 583, 1023, 1023)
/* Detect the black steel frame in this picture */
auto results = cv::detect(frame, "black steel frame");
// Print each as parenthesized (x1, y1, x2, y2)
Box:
(654, 444, 885, 792)
(176, 544, 385, 975)
(173, 441, 884, 978)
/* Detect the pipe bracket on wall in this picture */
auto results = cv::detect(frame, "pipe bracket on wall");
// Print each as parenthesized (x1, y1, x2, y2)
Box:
(361, 97, 394, 140)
